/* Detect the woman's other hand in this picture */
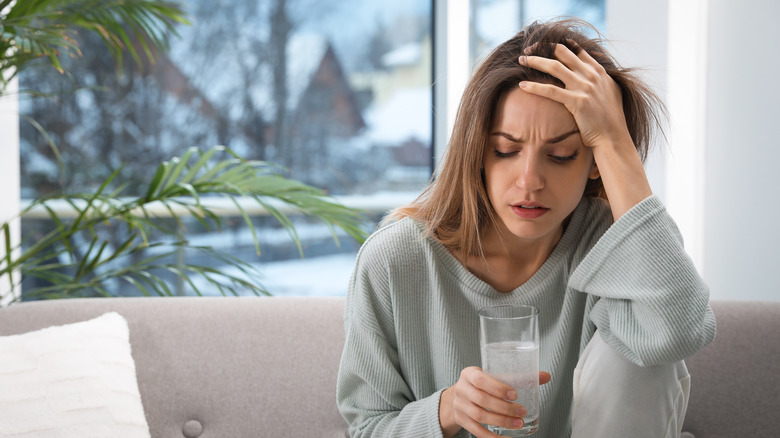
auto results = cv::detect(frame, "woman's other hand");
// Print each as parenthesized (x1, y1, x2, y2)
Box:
(439, 366, 552, 438)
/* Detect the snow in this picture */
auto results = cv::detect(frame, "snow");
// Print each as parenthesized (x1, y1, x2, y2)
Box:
(382, 43, 422, 67)
(192, 252, 357, 297)
(286, 34, 329, 108)
(365, 87, 432, 145)
(259, 252, 356, 296)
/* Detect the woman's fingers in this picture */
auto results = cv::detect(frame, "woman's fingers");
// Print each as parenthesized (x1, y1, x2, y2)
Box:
(458, 402, 524, 436)
(518, 80, 570, 104)
(540, 371, 552, 385)
(450, 367, 530, 436)
(518, 42, 628, 149)
(520, 43, 605, 90)
(461, 367, 527, 416)
(566, 39, 607, 73)
(519, 52, 579, 85)
(551, 42, 588, 73)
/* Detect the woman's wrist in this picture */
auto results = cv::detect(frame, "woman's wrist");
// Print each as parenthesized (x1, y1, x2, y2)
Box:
(439, 387, 461, 438)
(591, 135, 653, 221)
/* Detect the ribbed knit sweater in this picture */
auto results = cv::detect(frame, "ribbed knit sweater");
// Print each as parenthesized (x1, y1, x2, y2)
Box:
(336, 195, 716, 438)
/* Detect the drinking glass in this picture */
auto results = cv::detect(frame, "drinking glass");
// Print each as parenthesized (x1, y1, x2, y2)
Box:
(478, 304, 540, 436)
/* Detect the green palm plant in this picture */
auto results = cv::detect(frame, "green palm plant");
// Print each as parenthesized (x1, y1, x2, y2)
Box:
(1, 0, 188, 88)
(2, 146, 368, 302)
(0, 1, 370, 305)
(1, 0, 190, 175)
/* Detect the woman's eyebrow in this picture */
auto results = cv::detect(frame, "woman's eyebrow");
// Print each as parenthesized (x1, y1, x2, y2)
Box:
(546, 130, 579, 143)
(490, 132, 523, 142)
(489, 129, 579, 144)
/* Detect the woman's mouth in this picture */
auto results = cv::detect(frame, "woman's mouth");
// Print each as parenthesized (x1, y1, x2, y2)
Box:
(511, 203, 549, 219)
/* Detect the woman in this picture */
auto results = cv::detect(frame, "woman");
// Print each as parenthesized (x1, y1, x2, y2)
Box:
(337, 19, 715, 438)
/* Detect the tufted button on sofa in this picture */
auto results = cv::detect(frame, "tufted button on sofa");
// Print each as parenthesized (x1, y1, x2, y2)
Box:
(182, 420, 203, 438)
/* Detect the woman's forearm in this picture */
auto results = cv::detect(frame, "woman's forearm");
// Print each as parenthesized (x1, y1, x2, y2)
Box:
(591, 134, 653, 221)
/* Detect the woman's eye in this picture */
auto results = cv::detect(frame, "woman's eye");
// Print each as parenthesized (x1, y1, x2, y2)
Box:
(492, 149, 518, 159)
(550, 151, 579, 163)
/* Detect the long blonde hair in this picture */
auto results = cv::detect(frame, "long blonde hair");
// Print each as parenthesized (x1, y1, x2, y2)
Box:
(387, 19, 665, 262)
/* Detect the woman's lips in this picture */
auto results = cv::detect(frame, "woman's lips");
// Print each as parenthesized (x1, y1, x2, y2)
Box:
(511, 204, 549, 219)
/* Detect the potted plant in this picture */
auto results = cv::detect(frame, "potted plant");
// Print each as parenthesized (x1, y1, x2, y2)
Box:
(0, 0, 369, 304)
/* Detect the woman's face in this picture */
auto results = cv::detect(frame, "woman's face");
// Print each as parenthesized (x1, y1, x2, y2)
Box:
(482, 87, 599, 246)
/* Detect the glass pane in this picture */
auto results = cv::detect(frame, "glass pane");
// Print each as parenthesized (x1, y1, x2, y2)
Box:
(18, 0, 433, 298)
(472, 0, 605, 62)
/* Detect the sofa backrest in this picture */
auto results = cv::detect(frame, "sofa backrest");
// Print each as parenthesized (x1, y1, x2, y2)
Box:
(681, 300, 780, 438)
(0, 296, 349, 438)
(2, 297, 779, 438)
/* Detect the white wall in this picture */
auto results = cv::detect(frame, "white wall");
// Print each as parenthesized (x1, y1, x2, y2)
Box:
(703, 0, 780, 301)
(606, 0, 669, 201)
(609, 0, 780, 301)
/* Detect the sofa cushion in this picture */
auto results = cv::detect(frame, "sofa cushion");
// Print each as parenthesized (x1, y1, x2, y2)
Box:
(0, 312, 150, 437)
(0, 297, 350, 437)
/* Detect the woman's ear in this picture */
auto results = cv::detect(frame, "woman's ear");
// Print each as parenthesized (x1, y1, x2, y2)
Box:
(589, 162, 600, 180)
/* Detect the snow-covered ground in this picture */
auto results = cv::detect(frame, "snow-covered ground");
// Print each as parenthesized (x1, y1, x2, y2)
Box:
(258, 252, 357, 296)
(189, 251, 358, 297)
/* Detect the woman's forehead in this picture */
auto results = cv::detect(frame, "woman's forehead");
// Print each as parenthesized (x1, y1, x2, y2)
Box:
(491, 87, 577, 135)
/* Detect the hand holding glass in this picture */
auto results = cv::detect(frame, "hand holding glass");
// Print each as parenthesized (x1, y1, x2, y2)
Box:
(479, 305, 540, 436)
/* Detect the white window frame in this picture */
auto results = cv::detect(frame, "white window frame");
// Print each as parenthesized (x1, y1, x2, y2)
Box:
(0, 76, 20, 304)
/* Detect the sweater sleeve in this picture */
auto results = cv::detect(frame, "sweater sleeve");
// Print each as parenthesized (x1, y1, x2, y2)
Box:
(336, 233, 446, 438)
(569, 195, 716, 366)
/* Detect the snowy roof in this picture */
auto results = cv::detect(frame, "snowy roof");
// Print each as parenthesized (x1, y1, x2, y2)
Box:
(241, 33, 331, 121)
(285, 34, 330, 109)
(169, 32, 333, 123)
(381, 42, 422, 68)
(365, 87, 432, 145)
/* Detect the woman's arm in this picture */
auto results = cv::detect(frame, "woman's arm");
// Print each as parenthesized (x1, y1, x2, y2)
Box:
(337, 325, 448, 437)
(337, 245, 448, 437)
(569, 195, 716, 365)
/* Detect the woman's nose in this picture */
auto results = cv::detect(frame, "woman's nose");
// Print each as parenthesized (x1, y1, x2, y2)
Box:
(515, 155, 544, 192)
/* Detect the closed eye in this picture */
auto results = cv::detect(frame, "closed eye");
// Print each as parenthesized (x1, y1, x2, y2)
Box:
(549, 151, 579, 163)
(493, 149, 518, 159)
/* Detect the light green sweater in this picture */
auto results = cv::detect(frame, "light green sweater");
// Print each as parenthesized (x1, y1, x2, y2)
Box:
(337, 195, 716, 438)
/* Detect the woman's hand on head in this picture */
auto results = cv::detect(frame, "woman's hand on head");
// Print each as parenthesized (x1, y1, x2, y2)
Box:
(439, 366, 551, 438)
(518, 43, 632, 151)
(518, 43, 654, 220)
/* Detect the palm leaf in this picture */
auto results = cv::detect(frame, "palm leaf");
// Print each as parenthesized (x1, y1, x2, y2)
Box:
(1, 0, 189, 88)
(3, 146, 370, 304)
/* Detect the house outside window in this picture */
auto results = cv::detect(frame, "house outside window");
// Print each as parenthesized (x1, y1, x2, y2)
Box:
(17, 0, 603, 298)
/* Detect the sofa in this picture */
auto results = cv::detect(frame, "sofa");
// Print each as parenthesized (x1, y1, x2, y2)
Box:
(0, 297, 777, 438)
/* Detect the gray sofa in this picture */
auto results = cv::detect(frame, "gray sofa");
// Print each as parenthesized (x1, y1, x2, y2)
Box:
(0, 297, 777, 438)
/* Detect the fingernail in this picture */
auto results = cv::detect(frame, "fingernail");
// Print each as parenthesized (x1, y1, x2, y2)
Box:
(507, 390, 518, 400)
(518, 55, 526, 64)
(512, 419, 524, 427)
(517, 406, 527, 417)
(518, 82, 527, 89)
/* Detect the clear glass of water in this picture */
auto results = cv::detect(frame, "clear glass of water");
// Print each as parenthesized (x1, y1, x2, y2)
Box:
(478, 304, 540, 436)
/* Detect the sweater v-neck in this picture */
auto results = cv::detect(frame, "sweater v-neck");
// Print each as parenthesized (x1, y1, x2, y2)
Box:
(413, 197, 593, 299)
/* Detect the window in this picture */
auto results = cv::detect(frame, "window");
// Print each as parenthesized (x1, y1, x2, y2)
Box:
(16, 0, 604, 298)
(471, 0, 604, 63)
